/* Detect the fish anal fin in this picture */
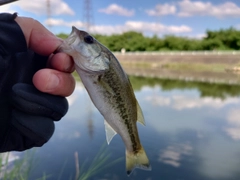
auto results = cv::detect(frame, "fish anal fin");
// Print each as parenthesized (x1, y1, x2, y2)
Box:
(126, 146, 151, 176)
(137, 101, 146, 126)
(104, 120, 117, 145)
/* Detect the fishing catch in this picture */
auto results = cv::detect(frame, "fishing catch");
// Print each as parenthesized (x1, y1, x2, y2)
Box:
(57, 26, 151, 175)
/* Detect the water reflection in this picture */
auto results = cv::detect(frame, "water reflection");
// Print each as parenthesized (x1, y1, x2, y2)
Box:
(225, 108, 240, 140)
(86, 101, 95, 140)
(129, 76, 240, 99)
(144, 87, 239, 110)
(158, 142, 193, 168)
(8, 77, 240, 180)
(133, 77, 240, 180)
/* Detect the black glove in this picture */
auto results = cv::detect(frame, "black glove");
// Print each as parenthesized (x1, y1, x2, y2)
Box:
(0, 13, 68, 152)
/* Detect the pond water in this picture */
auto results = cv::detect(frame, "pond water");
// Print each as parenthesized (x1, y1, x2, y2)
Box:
(5, 77, 240, 180)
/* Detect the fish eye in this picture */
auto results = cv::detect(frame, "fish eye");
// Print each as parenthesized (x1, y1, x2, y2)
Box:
(84, 35, 94, 44)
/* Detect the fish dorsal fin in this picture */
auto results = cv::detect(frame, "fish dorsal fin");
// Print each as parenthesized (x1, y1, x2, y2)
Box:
(104, 120, 117, 144)
(137, 101, 145, 126)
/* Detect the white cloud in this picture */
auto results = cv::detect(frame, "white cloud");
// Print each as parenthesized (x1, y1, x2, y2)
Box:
(90, 24, 124, 34)
(94, 21, 191, 35)
(44, 18, 83, 28)
(98, 4, 134, 17)
(14, 0, 74, 16)
(178, 0, 240, 18)
(0, 2, 17, 13)
(46, 18, 192, 35)
(178, 0, 212, 17)
(146, 3, 176, 16)
(124, 21, 192, 34)
(144, 1, 240, 18)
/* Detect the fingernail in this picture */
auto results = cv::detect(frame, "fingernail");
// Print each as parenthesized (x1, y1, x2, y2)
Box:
(65, 63, 74, 72)
(64, 55, 74, 72)
(47, 74, 60, 90)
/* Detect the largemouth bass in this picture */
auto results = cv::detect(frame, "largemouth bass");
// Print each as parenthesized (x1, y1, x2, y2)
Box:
(57, 27, 151, 175)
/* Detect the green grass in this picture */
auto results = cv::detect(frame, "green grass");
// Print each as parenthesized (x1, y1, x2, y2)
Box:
(76, 143, 123, 180)
(0, 150, 49, 180)
(120, 60, 230, 73)
(73, 71, 81, 82)
(0, 143, 123, 180)
(159, 62, 228, 72)
(121, 61, 152, 68)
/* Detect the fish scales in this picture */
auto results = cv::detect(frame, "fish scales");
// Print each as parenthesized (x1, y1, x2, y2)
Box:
(100, 59, 140, 154)
(86, 66, 140, 155)
(57, 26, 151, 175)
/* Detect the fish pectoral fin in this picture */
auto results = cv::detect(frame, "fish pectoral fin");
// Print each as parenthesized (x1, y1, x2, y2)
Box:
(137, 101, 146, 126)
(104, 120, 117, 145)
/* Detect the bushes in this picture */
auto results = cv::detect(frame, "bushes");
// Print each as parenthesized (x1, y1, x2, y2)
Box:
(57, 27, 240, 51)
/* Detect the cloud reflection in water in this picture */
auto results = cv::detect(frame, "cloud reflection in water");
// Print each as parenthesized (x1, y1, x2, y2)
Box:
(158, 142, 193, 168)
(136, 84, 240, 179)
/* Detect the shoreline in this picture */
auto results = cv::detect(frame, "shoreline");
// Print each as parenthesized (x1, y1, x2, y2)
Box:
(114, 52, 240, 85)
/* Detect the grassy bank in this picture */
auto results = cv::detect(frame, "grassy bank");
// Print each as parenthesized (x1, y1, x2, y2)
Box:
(114, 53, 240, 84)
(120, 61, 229, 73)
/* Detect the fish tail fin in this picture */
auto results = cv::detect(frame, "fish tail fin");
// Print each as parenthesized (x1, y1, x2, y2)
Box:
(126, 146, 151, 176)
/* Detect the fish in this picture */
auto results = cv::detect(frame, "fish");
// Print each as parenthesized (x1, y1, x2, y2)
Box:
(57, 26, 151, 175)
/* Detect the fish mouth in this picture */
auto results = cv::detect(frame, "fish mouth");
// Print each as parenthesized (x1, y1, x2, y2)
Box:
(65, 27, 78, 45)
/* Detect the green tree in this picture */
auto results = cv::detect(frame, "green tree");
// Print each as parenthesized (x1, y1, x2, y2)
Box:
(145, 35, 164, 51)
(201, 38, 226, 50)
(204, 28, 240, 50)
(56, 33, 68, 39)
(120, 31, 147, 51)
(56, 27, 240, 51)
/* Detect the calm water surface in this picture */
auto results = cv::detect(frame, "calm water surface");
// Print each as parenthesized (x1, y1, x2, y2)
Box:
(8, 77, 240, 180)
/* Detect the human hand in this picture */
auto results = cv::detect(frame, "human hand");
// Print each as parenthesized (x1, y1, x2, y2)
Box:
(0, 13, 75, 152)
(15, 16, 75, 96)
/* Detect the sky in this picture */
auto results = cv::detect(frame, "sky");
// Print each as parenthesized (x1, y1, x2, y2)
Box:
(1, 0, 240, 38)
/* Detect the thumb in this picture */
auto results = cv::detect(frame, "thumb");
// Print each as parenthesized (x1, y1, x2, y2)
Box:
(15, 16, 63, 56)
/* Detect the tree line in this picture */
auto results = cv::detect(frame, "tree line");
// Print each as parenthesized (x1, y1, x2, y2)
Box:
(57, 27, 240, 51)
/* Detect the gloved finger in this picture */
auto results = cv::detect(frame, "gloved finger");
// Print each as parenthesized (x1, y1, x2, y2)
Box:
(0, 110, 54, 152)
(47, 52, 75, 73)
(11, 83, 68, 121)
(33, 69, 75, 96)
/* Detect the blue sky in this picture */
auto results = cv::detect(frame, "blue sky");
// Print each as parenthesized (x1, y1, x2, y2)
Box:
(1, 0, 240, 38)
